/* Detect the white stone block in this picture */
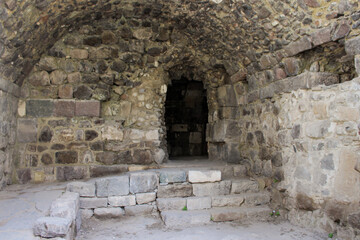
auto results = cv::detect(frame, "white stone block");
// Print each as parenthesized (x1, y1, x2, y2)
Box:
(101, 125, 124, 141)
(108, 195, 136, 207)
(66, 182, 95, 197)
(188, 170, 221, 183)
(136, 192, 156, 204)
(187, 197, 211, 210)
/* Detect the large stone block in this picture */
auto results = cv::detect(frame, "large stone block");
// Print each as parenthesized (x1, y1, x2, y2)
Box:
(108, 195, 136, 207)
(192, 181, 231, 196)
(130, 172, 158, 193)
(212, 195, 245, 207)
(345, 36, 360, 55)
(95, 176, 129, 197)
(50, 192, 80, 221)
(157, 198, 187, 211)
(56, 151, 78, 164)
(33, 217, 72, 238)
(284, 36, 312, 57)
(188, 170, 221, 183)
(66, 182, 95, 197)
(54, 100, 75, 117)
(136, 192, 156, 204)
(157, 183, 193, 198)
(231, 179, 259, 194)
(56, 166, 87, 181)
(187, 197, 211, 210)
(101, 125, 124, 141)
(75, 100, 100, 117)
(26, 100, 54, 117)
(305, 120, 331, 138)
(17, 118, 37, 143)
(159, 170, 187, 183)
(132, 149, 154, 164)
(80, 198, 108, 209)
(217, 85, 237, 107)
(125, 205, 154, 216)
(310, 27, 331, 46)
(94, 208, 124, 219)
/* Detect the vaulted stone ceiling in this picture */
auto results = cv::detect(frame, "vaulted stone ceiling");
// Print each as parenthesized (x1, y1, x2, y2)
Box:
(2, 0, 356, 86)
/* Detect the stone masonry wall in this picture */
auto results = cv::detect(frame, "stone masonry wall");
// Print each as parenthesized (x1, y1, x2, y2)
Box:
(0, 78, 19, 189)
(278, 78, 360, 239)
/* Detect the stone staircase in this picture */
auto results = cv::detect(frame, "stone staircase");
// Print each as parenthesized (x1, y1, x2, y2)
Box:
(33, 165, 272, 239)
(155, 169, 271, 227)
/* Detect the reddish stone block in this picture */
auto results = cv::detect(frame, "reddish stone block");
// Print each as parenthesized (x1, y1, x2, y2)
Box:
(54, 100, 75, 117)
(75, 101, 101, 117)
(310, 27, 331, 47)
(58, 85, 73, 99)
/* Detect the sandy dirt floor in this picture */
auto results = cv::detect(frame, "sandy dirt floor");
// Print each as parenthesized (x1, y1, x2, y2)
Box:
(77, 214, 328, 240)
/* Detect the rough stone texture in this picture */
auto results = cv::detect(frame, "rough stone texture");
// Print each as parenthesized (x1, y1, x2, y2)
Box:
(231, 179, 259, 194)
(187, 197, 212, 210)
(33, 217, 72, 238)
(17, 118, 37, 143)
(95, 176, 129, 197)
(212, 195, 245, 207)
(159, 170, 187, 183)
(130, 172, 158, 194)
(66, 182, 96, 197)
(75, 101, 101, 117)
(157, 198, 187, 211)
(136, 192, 156, 204)
(125, 205, 154, 216)
(188, 170, 221, 183)
(161, 210, 211, 227)
(192, 181, 231, 197)
(210, 206, 270, 222)
(108, 195, 136, 207)
(94, 208, 124, 219)
(157, 183, 193, 198)
(80, 198, 108, 209)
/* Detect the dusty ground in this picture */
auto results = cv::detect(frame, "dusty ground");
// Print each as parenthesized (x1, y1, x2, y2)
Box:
(77, 214, 327, 240)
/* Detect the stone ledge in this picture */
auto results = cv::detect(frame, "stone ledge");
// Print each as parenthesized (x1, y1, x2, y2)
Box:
(25, 99, 101, 117)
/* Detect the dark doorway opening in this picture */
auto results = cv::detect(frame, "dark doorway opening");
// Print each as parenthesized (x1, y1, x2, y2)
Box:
(165, 77, 208, 158)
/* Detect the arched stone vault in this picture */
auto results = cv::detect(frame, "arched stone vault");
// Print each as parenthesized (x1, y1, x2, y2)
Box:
(1, 0, 360, 238)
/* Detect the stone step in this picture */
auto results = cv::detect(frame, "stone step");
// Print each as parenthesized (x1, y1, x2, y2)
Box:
(231, 178, 259, 194)
(210, 206, 271, 222)
(160, 210, 211, 227)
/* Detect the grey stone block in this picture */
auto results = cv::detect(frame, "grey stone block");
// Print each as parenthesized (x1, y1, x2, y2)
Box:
(212, 195, 245, 207)
(231, 179, 259, 194)
(161, 210, 211, 227)
(17, 118, 37, 143)
(188, 170, 221, 183)
(108, 195, 136, 207)
(26, 99, 54, 117)
(187, 197, 211, 210)
(94, 208, 124, 218)
(96, 176, 129, 197)
(345, 36, 360, 55)
(33, 217, 72, 238)
(157, 183, 193, 198)
(125, 205, 154, 216)
(243, 192, 271, 206)
(159, 170, 186, 183)
(66, 182, 96, 197)
(136, 192, 156, 204)
(157, 198, 186, 211)
(130, 172, 158, 194)
(193, 181, 231, 196)
(50, 192, 80, 221)
(80, 198, 108, 209)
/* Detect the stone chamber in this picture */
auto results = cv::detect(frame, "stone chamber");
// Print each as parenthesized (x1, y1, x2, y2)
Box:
(0, 0, 360, 239)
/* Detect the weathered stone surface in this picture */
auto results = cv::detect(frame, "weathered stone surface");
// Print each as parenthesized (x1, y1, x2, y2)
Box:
(212, 195, 245, 207)
(188, 170, 221, 183)
(161, 210, 211, 227)
(320, 154, 334, 170)
(125, 205, 154, 216)
(157, 198, 187, 211)
(58, 85, 74, 99)
(81, 209, 94, 220)
(33, 217, 71, 238)
(69, 49, 88, 59)
(39, 126, 53, 142)
(157, 183, 193, 198)
(305, 121, 330, 138)
(28, 71, 50, 86)
(17, 168, 32, 184)
(345, 36, 360, 55)
(310, 27, 331, 46)
(108, 195, 136, 207)
(231, 179, 259, 194)
(56, 166, 86, 181)
(217, 85, 237, 107)
(159, 170, 187, 183)
(26, 100, 54, 117)
(210, 206, 270, 222)
(192, 181, 231, 196)
(284, 37, 312, 57)
(130, 172, 158, 193)
(50, 70, 67, 85)
(17, 118, 37, 143)
(66, 182, 96, 197)
(243, 192, 270, 206)
(50, 192, 80, 221)
(95, 176, 129, 197)
(348, 211, 360, 230)
(94, 208, 124, 219)
(75, 101, 100, 117)
(90, 165, 128, 178)
(132, 149, 154, 164)
(187, 197, 211, 210)
(80, 198, 107, 209)
(54, 100, 75, 117)
(101, 125, 124, 141)
(136, 192, 156, 204)
(41, 153, 53, 165)
(56, 151, 78, 164)
(332, 22, 350, 41)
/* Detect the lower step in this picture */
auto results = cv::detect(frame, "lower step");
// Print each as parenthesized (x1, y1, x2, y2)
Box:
(160, 206, 271, 227)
